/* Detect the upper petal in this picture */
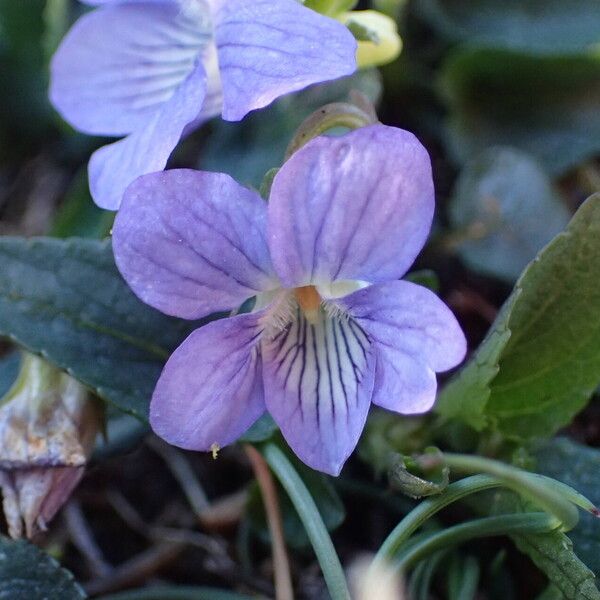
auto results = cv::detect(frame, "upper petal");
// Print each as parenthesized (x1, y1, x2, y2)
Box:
(113, 169, 277, 320)
(262, 304, 376, 475)
(337, 280, 467, 413)
(213, 0, 356, 121)
(88, 64, 207, 210)
(268, 125, 435, 288)
(50, 2, 211, 136)
(150, 312, 266, 451)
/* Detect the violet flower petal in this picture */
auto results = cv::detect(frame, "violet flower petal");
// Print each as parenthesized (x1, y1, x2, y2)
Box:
(338, 280, 467, 413)
(50, 2, 208, 136)
(88, 64, 207, 210)
(214, 0, 357, 121)
(268, 125, 435, 288)
(113, 169, 277, 320)
(372, 347, 438, 414)
(262, 310, 376, 475)
(151, 312, 266, 450)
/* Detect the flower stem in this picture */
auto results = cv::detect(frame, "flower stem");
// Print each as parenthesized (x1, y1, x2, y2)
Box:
(244, 444, 294, 600)
(426, 453, 580, 531)
(395, 512, 558, 573)
(373, 474, 500, 563)
(261, 443, 350, 600)
(285, 101, 377, 159)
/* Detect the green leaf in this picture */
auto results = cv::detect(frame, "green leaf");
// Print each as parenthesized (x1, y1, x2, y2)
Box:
(536, 586, 564, 600)
(487, 195, 600, 438)
(200, 70, 381, 190)
(440, 49, 600, 175)
(536, 438, 600, 577)
(416, 0, 600, 55)
(448, 146, 571, 282)
(484, 492, 600, 599)
(438, 194, 600, 439)
(512, 531, 600, 600)
(0, 237, 205, 420)
(435, 293, 518, 430)
(0, 536, 86, 599)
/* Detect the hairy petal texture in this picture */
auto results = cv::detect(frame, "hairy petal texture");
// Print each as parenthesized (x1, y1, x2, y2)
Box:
(338, 281, 467, 413)
(88, 63, 208, 210)
(50, 2, 210, 136)
(214, 0, 357, 121)
(151, 312, 266, 450)
(113, 169, 276, 320)
(262, 306, 376, 475)
(268, 125, 435, 288)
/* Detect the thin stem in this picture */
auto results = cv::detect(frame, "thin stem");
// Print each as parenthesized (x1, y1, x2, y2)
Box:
(434, 453, 580, 531)
(374, 474, 500, 563)
(448, 555, 479, 600)
(285, 102, 377, 159)
(396, 513, 558, 572)
(97, 587, 257, 600)
(244, 444, 294, 600)
(261, 443, 350, 600)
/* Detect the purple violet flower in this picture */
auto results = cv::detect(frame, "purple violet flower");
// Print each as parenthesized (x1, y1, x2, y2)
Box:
(112, 124, 467, 475)
(49, 0, 357, 210)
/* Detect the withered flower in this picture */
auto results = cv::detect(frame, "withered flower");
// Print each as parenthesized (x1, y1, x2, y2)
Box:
(0, 352, 100, 538)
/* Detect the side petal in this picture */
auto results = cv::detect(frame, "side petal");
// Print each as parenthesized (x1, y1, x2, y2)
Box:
(50, 2, 210, 136)
(214, 0, 356, 121)
(150, 312, 265, 451)
(113, 169, 277, 320)
(337, 280, 467, 413)
(262, 307, 375, 475)
(88, 64, 207, 210)
(268, 124, 435, 287)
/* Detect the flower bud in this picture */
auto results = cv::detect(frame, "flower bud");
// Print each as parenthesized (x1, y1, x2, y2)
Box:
(341, 10, 402, 68)
(0, 353, 101, 538)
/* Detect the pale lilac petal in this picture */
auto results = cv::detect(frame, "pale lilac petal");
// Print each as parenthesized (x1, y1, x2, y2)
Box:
(371, 348, 438, 414)
(113, 169, 277, 320)
(89, 65, 207, 210)
(268, 125, 435, 288)
(337, 280, 467, 413)
(214, 0, 356, 121)
(150, 312, 265, 450)
(262, 307, 376, 475)
(50, 2, 209, 136)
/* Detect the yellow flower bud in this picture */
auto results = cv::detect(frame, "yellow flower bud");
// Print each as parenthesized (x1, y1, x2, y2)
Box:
(341, 10, 402, 68)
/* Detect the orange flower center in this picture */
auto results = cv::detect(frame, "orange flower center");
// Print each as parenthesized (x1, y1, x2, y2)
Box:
(294, 285, 322, 323)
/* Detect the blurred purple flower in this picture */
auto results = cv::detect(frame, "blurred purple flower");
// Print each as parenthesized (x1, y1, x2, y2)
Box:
(49, 0, 357, 210)
(112, 124, 466, 475)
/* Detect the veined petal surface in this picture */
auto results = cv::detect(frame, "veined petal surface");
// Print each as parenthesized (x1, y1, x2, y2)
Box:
(268, 125, 435, 288)
(88, 64, 207, 210)
(113, 169, 276, 320)
(214, 0, 357, 121)
(50, 2, 211, 136)
(151, 312, 266, 450)
(262, 305, 376, 475)
(338, 280, 466, 413)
